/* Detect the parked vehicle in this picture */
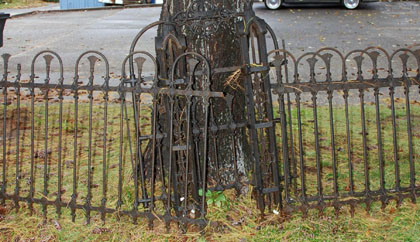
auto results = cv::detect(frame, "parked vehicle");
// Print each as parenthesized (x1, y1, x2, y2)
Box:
(264, 0, 377, 10)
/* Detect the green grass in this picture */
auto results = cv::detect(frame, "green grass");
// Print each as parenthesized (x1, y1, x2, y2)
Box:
(0, 191, 419, 241)
(272, 93, 420, 201)
(0, 95, 146, 212)
(0, 89, 420, 241)
(0, 0, 50, 9)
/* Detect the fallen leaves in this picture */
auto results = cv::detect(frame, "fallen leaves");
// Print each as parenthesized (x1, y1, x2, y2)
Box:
(52, 219, 61, 231)
(0, 206, 7, 215)
(92, 227, 111, 234)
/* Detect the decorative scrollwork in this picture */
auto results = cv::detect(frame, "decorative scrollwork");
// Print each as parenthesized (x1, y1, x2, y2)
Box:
(170, 0, 246, 38)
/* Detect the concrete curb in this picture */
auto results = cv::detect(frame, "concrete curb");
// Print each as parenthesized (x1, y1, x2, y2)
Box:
(10, 3, 163, 19)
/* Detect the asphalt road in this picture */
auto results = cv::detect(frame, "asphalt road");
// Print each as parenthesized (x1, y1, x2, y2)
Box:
(1, 1, 419, 81)
(257, 1, 419, 51)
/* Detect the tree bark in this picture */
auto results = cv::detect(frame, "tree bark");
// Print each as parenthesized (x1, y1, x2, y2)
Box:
(157, 0, 252, 188)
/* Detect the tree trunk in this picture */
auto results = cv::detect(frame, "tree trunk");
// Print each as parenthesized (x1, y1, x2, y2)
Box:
(157, 0, 252, 189)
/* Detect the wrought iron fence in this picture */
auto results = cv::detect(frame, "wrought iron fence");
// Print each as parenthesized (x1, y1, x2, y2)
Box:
(268, 45, 420, 216)
(0, 49, 253, 228)
(0, 0, 420, 231)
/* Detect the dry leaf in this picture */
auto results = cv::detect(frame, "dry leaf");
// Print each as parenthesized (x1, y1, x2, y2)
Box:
(92, 227, 111, 234)
(53, 219, 62, 231)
